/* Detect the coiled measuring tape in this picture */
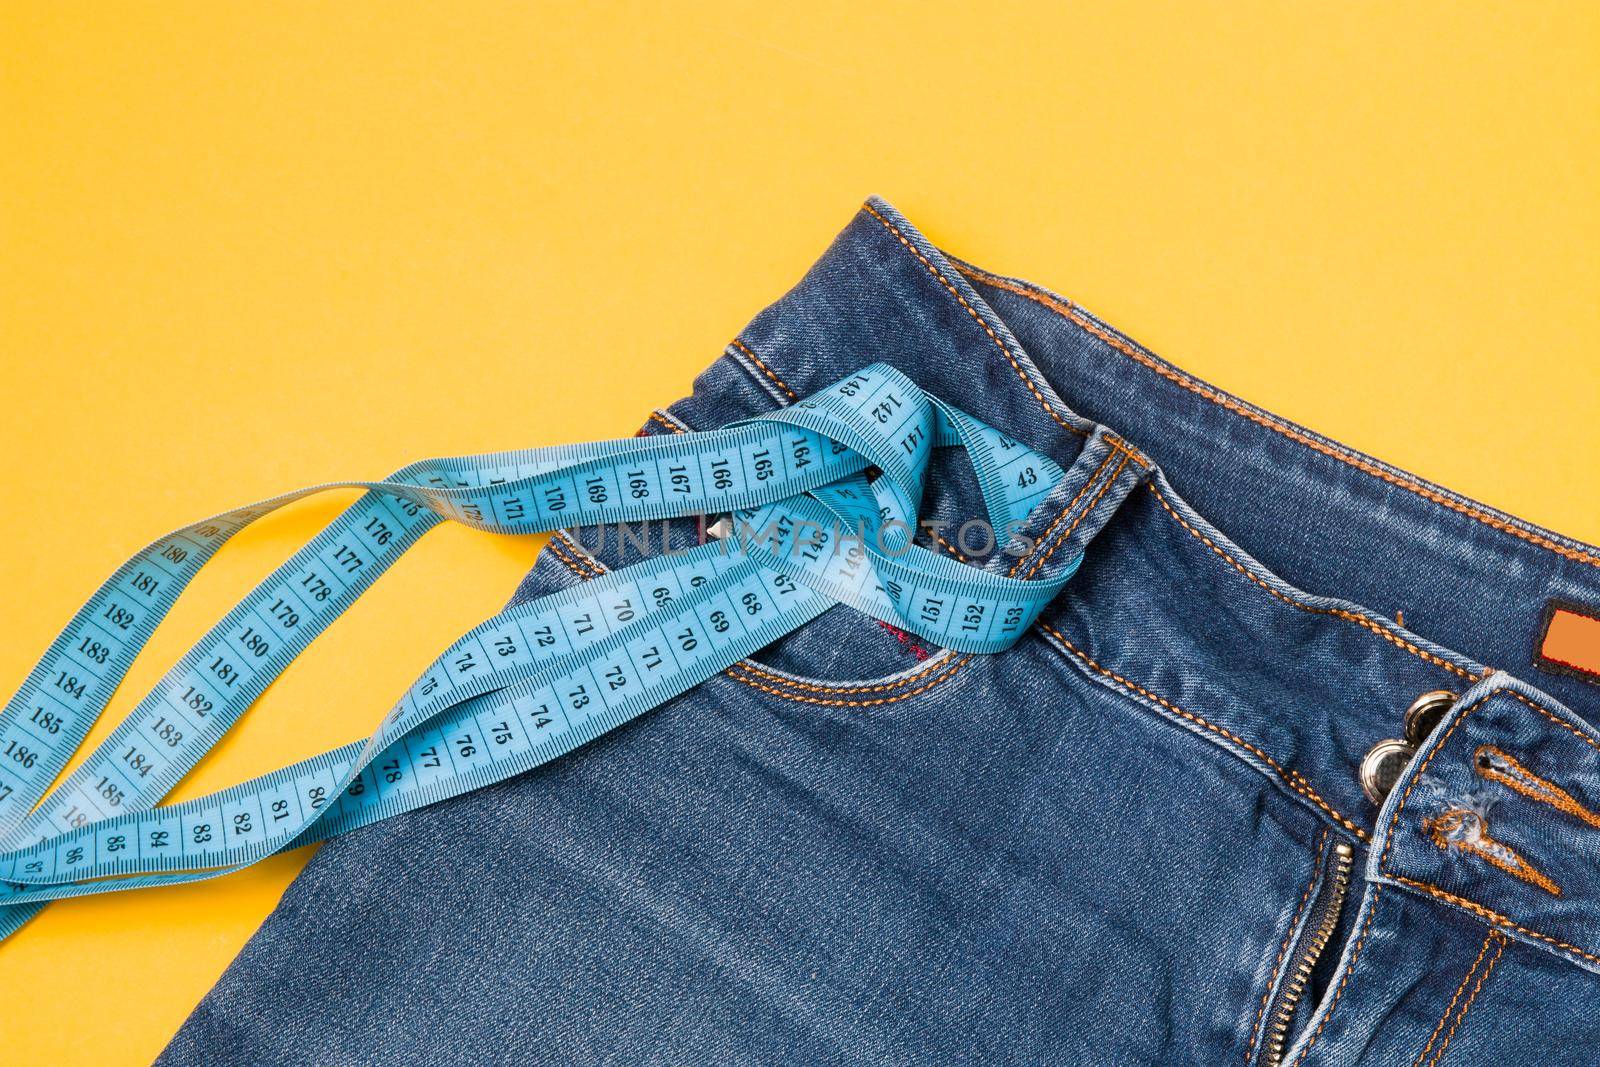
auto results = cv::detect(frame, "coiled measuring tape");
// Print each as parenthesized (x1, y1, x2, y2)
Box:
(0, 364, 1079, 939)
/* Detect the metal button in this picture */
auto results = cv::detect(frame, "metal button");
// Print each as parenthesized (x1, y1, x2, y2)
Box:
(1403, 689, 1459, 745)
(1359, 738, 1416, 805)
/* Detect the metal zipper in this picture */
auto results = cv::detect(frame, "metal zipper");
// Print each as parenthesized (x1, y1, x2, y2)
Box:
(1261, 841, 1356, 1067)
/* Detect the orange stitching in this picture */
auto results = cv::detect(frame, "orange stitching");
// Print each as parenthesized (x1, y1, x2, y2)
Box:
(1288, 885, 1383, 1066)
(645, 411, 686, 434)
(1381, 690, 1501, 872)
(556, 387, 1112, 706)
(1389, 874, 1600, 966)
(1411, 928, 1499, 1067)
(730, 338, 798, 401)
(1103, 431, 1151, 469)
(1036, 622, 1369, 841)
(544, 537, 582, 576)
(1381, 688, 1600, 963)
(545, 509, 972, 702)
(551, 529, 597, 564)
(545, 536, 599, 580)
(555, 377, 1098, 705)
(1006, 447, 1118, 578)
(725, 654, 969, 707)
(1475, 745, 1600, 830)
(580, 390, 1123, 708)
(730, 444, 1117, 697)
(1505, 690, 1600, 754)
(1023, 453, 1128, 580)
(735, 444, 1127, 704)
(553, 532, 603, 574)
(1378, 689, 1600, 871)
(1246, 830, 1329, 1065)
(1426, 931, 1505, 1067)
(729, 653, 965, 694)
(861, 203, 1087, 439)
(957, 262, 1600, 571)
(554, 532, 606, 577)
(1146, 481, 1478, 682)
(903, 238, 1485, 683)
(1423, 809, 1561, 896)
(928, 529, 968, 562)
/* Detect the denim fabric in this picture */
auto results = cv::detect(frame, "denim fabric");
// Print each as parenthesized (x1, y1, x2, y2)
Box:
(157, 198, 1600, 1065)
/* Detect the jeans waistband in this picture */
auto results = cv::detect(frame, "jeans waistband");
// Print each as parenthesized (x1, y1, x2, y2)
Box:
(660, 196, 1600, 977)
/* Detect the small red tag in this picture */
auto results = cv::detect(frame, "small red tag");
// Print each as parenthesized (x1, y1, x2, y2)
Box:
(876, 620, 933, 661)
(1538, 603, 1600, 684)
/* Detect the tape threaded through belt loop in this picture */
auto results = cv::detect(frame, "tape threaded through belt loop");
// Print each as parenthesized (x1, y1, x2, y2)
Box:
(0, 363, 1093, 933)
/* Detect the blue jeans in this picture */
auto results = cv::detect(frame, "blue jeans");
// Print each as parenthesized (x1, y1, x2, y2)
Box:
(157, 198, 1600, 1065)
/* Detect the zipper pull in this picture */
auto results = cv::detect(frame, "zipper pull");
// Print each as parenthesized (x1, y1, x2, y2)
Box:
(1261, 841, 1357, 1066)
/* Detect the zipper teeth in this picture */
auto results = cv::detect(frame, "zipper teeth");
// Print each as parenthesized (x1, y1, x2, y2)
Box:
(1262, 842, 1356, 1067)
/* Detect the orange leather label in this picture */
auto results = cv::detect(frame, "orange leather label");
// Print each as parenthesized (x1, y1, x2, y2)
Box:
(1538, 603, 1600, 683)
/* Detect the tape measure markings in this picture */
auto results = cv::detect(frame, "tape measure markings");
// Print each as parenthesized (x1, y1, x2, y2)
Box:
(1, 418, 866, 843)
(3, 549, 825, 889)
(0, 363, 1087, 925)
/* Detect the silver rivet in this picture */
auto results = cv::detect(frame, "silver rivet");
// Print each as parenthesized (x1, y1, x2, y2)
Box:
(1403, 690, 1459, 745)
(1359, 738, 1416, 805)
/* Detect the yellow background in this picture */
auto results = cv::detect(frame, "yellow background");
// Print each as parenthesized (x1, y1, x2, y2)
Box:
(2, 2, 1597, 1062)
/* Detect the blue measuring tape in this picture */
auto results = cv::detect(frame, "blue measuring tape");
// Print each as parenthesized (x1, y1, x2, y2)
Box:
(0, 364, 1080, 938)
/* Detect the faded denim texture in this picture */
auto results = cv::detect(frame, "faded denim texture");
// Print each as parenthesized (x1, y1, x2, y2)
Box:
(157, 199, 1600, 1065)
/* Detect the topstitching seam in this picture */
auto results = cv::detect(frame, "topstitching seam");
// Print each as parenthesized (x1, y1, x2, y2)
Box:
(955, 261, 1600, 571)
